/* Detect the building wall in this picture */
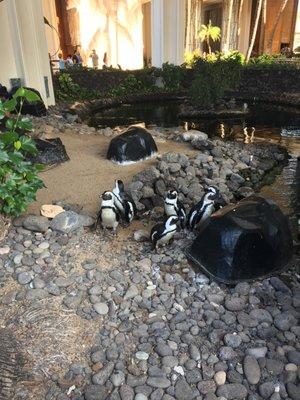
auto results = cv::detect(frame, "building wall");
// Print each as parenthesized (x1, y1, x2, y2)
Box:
(0, 0, 55, 106)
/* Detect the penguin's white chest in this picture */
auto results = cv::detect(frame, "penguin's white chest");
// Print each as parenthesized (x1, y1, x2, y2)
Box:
(101, 208, 118, 228)
(157, 229, 176, 246)
(113, 192, 124, 213)
(165, 203, 176, 217)
(201, 204, 214, 222)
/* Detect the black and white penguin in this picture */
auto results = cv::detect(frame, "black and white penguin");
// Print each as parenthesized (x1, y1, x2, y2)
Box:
(112, 179, 136, 224)
(187, 186, 226, 231)
(164, 190, 186, 228)
(96, 191, 119, 232)
(150, 215, 178, 250)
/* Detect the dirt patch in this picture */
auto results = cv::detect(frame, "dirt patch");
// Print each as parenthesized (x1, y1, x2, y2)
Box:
(28, 131, 195, 215)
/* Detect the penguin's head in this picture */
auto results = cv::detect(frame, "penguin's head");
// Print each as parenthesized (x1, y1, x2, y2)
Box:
(205, 186, 227, 207)
(115, 179, 125, 192)
(101, 191, 113, 201)
(166, 215, 179, 227)
(166, 190, 178, 200)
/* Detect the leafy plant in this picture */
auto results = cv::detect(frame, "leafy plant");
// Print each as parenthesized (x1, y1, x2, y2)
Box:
(198, 20, 221, 55)
(55, 73, 100, 102)
(0, 88, 44, 216)
(189, 55, 243, 109)
(160, 63, 183, 91)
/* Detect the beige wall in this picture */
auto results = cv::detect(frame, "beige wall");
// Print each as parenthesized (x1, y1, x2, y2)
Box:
(0, 0, 55, 106)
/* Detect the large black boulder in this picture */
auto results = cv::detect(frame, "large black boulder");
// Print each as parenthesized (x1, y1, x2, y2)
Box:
(9, 87, 46, 116)
(27, 138, 69, 166)
(187, 196, 293, 284)
(107, 126, 158, 164)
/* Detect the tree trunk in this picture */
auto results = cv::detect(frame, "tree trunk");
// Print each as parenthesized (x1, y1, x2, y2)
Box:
(225, 0, 234, 52)
(207, 37, 212, 54)
(246, 0, 263, 62)
(259, 0, 267, 53)
(266, 0, 289, 53)
(237, 0, 244, 43)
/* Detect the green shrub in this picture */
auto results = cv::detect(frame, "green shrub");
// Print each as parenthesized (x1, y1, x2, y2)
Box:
(55, 73, 100, 102)
(108, 74, 146, 97)
(0, 88, 44, 216)
(160, 63, 184, 91)
(189, 53, 243, 108)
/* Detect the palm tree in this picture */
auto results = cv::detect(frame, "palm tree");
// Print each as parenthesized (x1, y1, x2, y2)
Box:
(246, 0, 263, 62)
(267, 0, 289, 53)
(224, 0, 234, 52)
(198, 20, 221, 55)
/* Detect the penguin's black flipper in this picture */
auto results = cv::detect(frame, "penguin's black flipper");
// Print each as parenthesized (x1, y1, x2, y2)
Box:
(95, 210, 102, 230)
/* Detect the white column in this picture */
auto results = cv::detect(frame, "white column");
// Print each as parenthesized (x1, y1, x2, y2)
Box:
(42, 0, 61, 60)
(167, 0, 185, 65)
(151, 0, 164, 67)
(0, 0, 55, 107)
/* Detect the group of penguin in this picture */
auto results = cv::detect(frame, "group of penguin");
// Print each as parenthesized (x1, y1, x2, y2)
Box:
(96, 180, 227, 250)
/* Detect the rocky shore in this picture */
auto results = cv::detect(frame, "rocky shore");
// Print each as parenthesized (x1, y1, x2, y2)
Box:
(0, 113, 299, 399)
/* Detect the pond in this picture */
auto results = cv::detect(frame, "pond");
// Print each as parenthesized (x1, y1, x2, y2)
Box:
(89, 100, 300, 232)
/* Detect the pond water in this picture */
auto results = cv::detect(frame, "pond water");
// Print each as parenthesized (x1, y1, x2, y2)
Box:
(89, 100, 300, 232)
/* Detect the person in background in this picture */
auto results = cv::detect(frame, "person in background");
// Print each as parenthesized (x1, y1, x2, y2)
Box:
(66, 54, 74, 67)
(90, 49, 99, 69)
(76, 50, 83, 66)
(72, 50, 79, 65)
(58, 53, 66, 71)
(103, 52, 108, 68)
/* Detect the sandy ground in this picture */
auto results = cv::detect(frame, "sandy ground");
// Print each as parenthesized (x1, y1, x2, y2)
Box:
(28, 132, 195, 216)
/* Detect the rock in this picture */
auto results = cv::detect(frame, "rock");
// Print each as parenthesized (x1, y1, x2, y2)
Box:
(198, 380, 216, 395)
(92, 362, 114, 385)
(50, 211, 83, 233)
(84, 385, 109, 400)
(78, 214, 95, 227)
(259, 382, 275, 399)
(17, 271, 33, 285)
(246, 347, 268, 359)
(225, 298, 246, 311)
(156, 343, 172, 357)
(0, 246, 10, 255)
(243, 355, 261, 384)
(147, 377, 171, 389)
(40, 204, 64, 219)
(216, 383, 247, 399)
(269, 277, 291, 293)
(181, 130, 208, 142)
(187, 196, 293, 284)
(111, 371, 126, 387)
(214, 371, 226, 386)
(133, 230, 149, 242)
(124, 285, 139, 300)
(135, 352, 149, 361)
(265, 359, 284, 375)
(286, 383, 300, 400)
(274, 312, 297, 331)
(120, 385, 135, 400)
(287, 350, 300, 365)
(219, 347, 237, 361)
(23, 215, 49, 232)
(107, 127, 157, 164)
(224, 333, 242, 348)
(249, 309, 273, 323)
(230, 173, 245, 185)
(174, 378, 195, 400)
(26, 288, 48, 300)
(93, 303, 109, 315)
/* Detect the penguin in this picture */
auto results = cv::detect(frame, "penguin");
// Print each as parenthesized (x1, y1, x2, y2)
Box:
(150, 215, 178, 250)
(164, 190, 186, 229)
(96, 191, 119, 232)
(187, 186, 227, 231)
(112, 179, 136, 224)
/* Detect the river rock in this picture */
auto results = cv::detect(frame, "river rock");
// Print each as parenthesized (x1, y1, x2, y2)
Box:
(23, 215, 49, 232)
(84, 385, 109, 400)
(216, 383, 247, 399)
(50, 211, 83, 233)
(92, 362, 114, 385)
(243, 355, 261, 384)
(274, 312, 297, 331)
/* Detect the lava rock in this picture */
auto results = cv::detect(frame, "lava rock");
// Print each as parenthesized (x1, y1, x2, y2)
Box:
(107, 126, 157, 164)
(187, 196, 293, 284)
(216, 383, 248, 399)
(50, 211, 83, 233)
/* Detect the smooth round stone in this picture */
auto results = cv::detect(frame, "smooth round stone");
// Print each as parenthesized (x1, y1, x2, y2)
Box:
(135, 394, 147, 400)
(14, 254, 23, 265)
(93, 302, 109, 315)
(214, 371, 226, 386)
(285, 363, 297, 372)
(38, 242, 50, 250)
(136, 351, 149, 361)
(0, 246, 10, 255)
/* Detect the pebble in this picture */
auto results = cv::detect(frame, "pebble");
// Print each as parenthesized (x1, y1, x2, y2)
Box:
(18, 271, 33, 285)
(93, 302, 109, 315)
(243, 355, 261, 384)
(214, 371, 226, 386)
(136, 352, 149, 361)
(216, 383, 248, 399)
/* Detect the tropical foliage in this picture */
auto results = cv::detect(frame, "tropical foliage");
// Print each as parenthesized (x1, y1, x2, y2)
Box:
(198, 21, 221, 55)
(0, 88, 44, 216)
